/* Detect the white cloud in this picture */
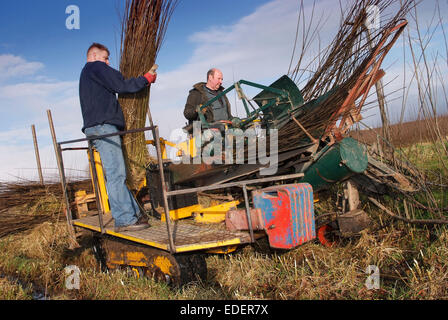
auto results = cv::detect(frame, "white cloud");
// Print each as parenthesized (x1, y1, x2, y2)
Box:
(0, 81, 76, 99)
(150, 0, 334, 136)
(0, 54, 44, 81)
(0, 143, 89, 183)
(0, 56, 82, 181)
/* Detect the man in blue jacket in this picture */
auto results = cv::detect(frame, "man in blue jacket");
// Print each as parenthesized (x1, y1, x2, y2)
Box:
(79, 43, 157, 232)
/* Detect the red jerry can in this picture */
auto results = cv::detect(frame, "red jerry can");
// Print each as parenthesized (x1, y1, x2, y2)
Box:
(252, 183, 315, 249)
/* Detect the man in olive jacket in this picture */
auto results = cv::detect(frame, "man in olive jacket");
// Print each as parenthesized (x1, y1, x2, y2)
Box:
(183, 68, 232, 128)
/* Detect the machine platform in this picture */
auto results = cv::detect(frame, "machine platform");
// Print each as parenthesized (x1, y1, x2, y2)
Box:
(73, 214, 253, 253)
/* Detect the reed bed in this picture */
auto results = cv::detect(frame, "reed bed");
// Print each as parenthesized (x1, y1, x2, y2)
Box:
(0, 180, 91, 211)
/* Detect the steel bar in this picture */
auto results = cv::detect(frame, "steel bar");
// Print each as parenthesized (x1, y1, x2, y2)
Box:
(242, 185, 255, 243)
(61, 147, 89, 151)
(145, 83, 176, 254)
(31, 124, 44, 185)
(47, 110, 78, 247)
(154, 126, 176, 254)
(199, 83, 236, 112)
(239, 79, 287, 97)
(166, 172, 305, 197)
(58, 126, 156, 145)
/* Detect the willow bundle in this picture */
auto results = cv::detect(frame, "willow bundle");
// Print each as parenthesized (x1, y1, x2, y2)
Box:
(118, 0, 177, 191)
(279, 0, 413, 152)
(0, 179, 94, 237)
(0, 211, 54, 238)
(0, 180, 92, 211)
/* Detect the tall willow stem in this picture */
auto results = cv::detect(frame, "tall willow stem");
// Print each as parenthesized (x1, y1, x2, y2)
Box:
(118, 0, 177, 190)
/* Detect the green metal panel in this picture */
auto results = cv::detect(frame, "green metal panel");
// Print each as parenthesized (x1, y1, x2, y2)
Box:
(300, 138, 368, 191)
(253, 75, 304, 108)
(251, 75, 303, 128)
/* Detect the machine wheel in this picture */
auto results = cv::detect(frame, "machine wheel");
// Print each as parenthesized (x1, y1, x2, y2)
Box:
(96, 236, 207, 287)
(122, 266, 146, 279)
(317, 224, 337, 247)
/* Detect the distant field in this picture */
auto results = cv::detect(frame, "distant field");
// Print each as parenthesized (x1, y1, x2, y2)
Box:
(350, 115, 448, 147)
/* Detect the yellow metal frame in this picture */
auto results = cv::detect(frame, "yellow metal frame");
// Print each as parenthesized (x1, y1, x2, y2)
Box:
(87, 149, 110, 213)
(160, 201, 240, 223)
(87, 137, 183, 211)
(79, 137, 261, 254)
(175, 136, 198, 158)
(72, 219, 245, 253)
(107, 251, 175, 277)
(161, 204, 202, 221)
(194, 200, 240, 223)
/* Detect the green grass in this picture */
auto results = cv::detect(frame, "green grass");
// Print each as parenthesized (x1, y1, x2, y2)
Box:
(398, 141, 448, 176)
(0, 277, 33, 300)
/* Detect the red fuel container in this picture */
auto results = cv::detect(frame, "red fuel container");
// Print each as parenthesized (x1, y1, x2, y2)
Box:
(252, 183, 315, 249)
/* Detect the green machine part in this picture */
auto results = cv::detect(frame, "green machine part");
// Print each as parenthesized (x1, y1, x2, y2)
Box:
(251, 75, 304, 130)
(300, 138, 368, 191)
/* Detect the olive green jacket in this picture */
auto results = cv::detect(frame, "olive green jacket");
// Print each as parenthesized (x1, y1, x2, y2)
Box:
(183, 82, 232, 124)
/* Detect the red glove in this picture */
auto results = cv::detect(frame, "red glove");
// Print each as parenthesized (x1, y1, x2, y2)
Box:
(144, 72, 157, 84)
(144, 64, 158, 84)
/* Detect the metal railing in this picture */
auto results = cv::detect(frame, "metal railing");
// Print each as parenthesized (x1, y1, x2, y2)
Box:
(47, 109, 176, 253)
(48, 109, 304, 254)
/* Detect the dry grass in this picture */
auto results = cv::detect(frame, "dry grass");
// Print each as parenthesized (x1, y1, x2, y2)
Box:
(0, 145, 447, 300)
(1, 207, 448, 300)
(0, 277, 33, 300)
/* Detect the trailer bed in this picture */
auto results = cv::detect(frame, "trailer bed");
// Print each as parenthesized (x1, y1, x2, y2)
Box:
(73, 214, 253, 253)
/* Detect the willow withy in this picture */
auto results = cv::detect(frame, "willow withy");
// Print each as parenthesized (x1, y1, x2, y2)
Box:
(282, 0, 414, 151)
(118, 0, 177, 191)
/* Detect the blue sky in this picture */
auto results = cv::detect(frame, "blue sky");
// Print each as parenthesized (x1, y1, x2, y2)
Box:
(0, 1, 269, 82)
(0, 0, 447, 181)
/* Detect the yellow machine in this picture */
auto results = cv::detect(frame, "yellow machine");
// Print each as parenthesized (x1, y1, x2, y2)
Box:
(67, 131, 318, 285)
(70, 134, 268, 285)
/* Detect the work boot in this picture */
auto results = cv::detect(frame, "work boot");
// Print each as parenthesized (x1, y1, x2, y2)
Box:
(114, 215, 150, 233)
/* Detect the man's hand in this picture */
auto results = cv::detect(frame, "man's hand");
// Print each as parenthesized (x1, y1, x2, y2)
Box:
(144, 64, 158, 84)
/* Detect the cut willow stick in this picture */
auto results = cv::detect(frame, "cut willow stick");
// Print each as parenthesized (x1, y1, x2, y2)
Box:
(369, 197, 448, 225)
(118, 0, 177, 191)
(281, 0, 413, 151)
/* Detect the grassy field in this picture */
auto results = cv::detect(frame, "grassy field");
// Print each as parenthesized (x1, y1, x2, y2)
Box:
(1, 207, 448, 300)
(1, 119, 447, 301)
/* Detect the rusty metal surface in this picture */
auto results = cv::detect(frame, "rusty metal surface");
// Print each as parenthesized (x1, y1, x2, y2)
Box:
(74, 214, 251, 250)
(337, 209, 371, 236)
(100, 236, 208, 286)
